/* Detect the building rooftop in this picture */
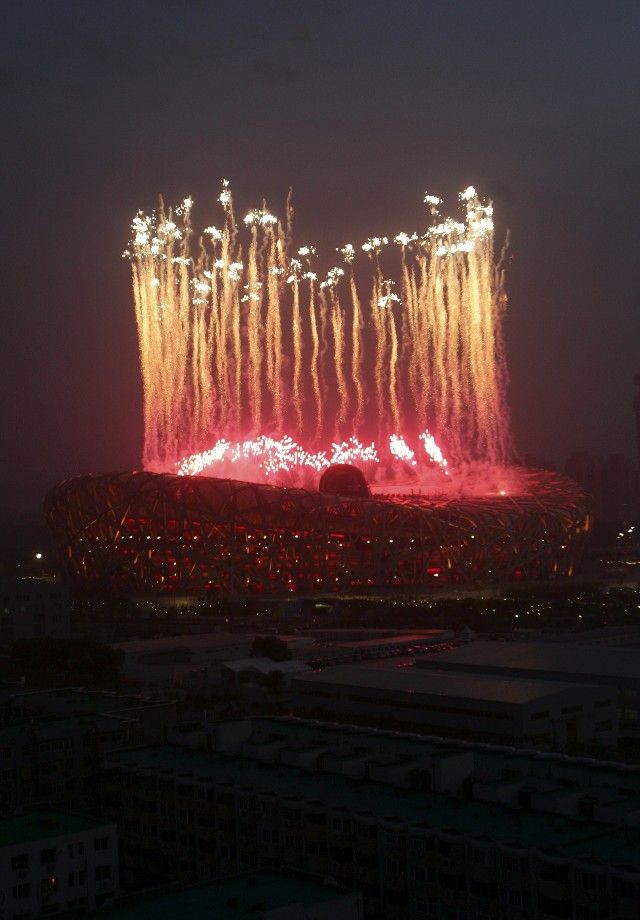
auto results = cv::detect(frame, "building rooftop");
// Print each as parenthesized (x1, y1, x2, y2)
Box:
(222, 658, 311, 675)
(10, 688, 171, 716)
(417, 641, 640, 680)
(0, 809, 111, 849)
(112, 632, 254, 656)
(112, 630, 451, 657)
(104, 744, 640, 869)
(328, 631, 452, 649)
(293, 663, 599, 705)
(263, 717, 640, 795)
(0, 713, 134, 744)
(100, 872, 356, 920)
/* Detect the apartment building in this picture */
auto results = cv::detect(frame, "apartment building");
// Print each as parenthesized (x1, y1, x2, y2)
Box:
(0, 809, 118, 917)
(0, 689, 176, 811)
(100, 717, 640, 920)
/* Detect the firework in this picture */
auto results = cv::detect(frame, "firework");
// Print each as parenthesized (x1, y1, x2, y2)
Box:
(126, 183, 511, 484)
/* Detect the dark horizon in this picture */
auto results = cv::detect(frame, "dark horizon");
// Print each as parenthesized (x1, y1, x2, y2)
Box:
(3, 0, 640, 515)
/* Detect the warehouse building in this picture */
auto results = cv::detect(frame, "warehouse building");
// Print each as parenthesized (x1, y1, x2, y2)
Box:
(291, 663, 618, 750)
(416, 641, 640, 735)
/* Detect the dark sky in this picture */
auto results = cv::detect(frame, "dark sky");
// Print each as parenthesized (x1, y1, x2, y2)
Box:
(2, 0, 639, 514)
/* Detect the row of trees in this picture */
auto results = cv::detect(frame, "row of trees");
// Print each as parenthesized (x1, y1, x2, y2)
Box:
(6, 637, 123, 688)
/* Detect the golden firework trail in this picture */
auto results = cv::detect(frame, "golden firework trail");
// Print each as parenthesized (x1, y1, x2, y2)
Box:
(126, 183, 511, 482)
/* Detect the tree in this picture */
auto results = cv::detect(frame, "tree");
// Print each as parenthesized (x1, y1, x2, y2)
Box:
(264, 670, 286, 696)
(249, 635, 292, 661)
(8, 637, 123, 688)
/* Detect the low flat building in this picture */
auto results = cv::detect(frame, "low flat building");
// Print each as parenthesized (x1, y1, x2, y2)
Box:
(547, 625, 640, 647)
(416, 641, 640, 735)
(112, 632, 256, 687)
(0, 809, 118, 916)
(99, 871, 362, 920)
(291, 663, 618, 749)
(221, 658, 311, 687)
(111, 630, 454, 686)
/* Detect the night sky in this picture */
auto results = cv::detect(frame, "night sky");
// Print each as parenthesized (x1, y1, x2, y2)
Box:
(2, 0, 639, 514)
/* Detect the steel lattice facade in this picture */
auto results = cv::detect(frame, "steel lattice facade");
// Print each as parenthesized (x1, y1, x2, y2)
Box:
(44, 470, 591, 597)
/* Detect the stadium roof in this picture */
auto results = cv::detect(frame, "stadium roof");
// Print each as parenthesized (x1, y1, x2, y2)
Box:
(45, 469, 590, 596)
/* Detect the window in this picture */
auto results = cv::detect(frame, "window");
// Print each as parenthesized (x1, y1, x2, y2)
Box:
(502, 854, 526, 873)
(576, 906, 599, 920)
(306, 812, 326, 826)
(68, 872, 75, 887)
(94, 836, 109, 851)
(384, 831, 403, 848)
(539, 863, 568, 883)
(613, 877, 638, 899)
(537, 894, 571, 918)
(95, 865, 111, 881)
(67, 844, 74, 858)
(531, 710, 550, 721)
(472, 847, 490, 866)
(11, 854, 29, 871)
(412, 837, 434, 856)
(40, 848, 56, 865)
(385, 858, 400, 876)
(12, 883, 30, 899)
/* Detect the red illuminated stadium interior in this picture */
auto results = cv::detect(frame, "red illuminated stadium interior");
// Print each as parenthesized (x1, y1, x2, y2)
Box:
(45, 469, 591, 597)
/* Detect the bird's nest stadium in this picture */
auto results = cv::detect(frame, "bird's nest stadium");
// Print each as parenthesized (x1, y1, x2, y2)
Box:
(44, 467, 591, 597)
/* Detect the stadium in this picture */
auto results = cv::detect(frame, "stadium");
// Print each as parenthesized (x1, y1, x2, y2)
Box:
(45, 184, 592, 597)
(44, 467, 590, 597)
